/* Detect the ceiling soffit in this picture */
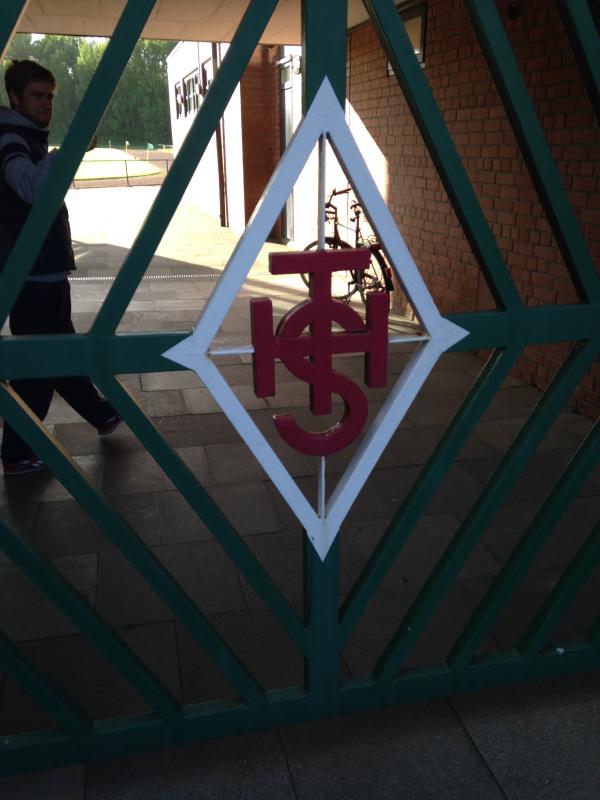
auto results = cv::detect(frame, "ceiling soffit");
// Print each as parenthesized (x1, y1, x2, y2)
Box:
(19, 0, 372, 44)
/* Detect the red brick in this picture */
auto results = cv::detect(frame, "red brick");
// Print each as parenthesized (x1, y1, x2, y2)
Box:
(345, 0, 598, 416)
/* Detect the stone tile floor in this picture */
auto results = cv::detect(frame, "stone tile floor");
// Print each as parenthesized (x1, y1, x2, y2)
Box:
(0, 187, 598, 797)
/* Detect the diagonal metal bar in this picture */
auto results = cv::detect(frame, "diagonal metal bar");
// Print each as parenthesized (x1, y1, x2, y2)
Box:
(374, 338, 598, 682)
(94, 375, 308, 655)
(463, 0, 600, 305)
(0, 0, 158, 328)
(0, 383, 265, 705)
(90, 0, 280, 335)
(0, 629, 91, 738)
(0, 0, 27, 62)
(0, 517, 182, 721)
(558, 0, 600, 122)
(587, 613, 600, 647)
(340, 347, 521, 645)
(448, 417, 600, 670)
(363, 0, 522, 311)
(518, 519, 600, 658)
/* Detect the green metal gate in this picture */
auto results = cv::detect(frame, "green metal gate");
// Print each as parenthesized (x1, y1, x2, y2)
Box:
(0, 0, 598, 774)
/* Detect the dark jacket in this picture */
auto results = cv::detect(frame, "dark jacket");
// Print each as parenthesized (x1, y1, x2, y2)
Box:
(0, 107, 75, 275)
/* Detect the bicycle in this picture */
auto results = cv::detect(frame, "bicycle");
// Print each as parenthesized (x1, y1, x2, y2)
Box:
(301, 187, 394, 304)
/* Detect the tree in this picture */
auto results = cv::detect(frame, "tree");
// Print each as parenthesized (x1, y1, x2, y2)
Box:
(98, 39, 175, 145)
(2, 34, 175, 146)
(29, 35, 83, 141)
(1, 32, 33, 65)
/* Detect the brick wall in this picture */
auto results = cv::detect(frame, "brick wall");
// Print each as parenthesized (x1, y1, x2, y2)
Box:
(347, 0, 599, 417)
(240, 45, 281, 238)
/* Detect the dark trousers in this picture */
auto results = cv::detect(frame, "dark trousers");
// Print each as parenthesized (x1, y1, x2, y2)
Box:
(1, 278, 115, 463)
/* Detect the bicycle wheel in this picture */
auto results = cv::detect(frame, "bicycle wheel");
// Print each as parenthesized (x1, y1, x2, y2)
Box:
(301, 237, 358, 302)
(359, 246, 394, 301)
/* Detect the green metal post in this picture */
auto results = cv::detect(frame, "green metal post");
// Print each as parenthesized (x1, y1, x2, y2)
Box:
(301, 0, 347, 707)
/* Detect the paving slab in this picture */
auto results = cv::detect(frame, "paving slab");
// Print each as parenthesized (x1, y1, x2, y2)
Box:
(0, 455, 104, 505)
(182, 384, 268, 414)
(459, 448, 597, 505)
(281, 701, 506, 800)
(372, 462, 485, 517)
(0, 553, 97, 642)
(0, 622, 181, 733)
(377, 423, 499, 469)
(141, 369, 204, 391)
(0, 765, 84, 800)
(482, 385, 543, 421)
(342, 582, 499, 674)
(239, 529, 305, 615)
(157, 489, 213, 544)
(130, 387, 188, 417)
(179, 608, 304, 700)
(85, 729, 296, 800)
(0, 501, 37, 566)
(478, 498, 597, 570)
(204, 441, 268, 484)
(206, 481, 285, 536)
(154, 411, 241, 447)
(450, 672, 600, 800)
(96, 540, 246, 627)
(453, 568, 600, 650)
(31, 492, 161, 556)
(52, 419, 144, 457)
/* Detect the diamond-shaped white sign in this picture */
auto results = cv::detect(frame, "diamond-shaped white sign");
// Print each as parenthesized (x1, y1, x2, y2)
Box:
(163, 79, 468, 560)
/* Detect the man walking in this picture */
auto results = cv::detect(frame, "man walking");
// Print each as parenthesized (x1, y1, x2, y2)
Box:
(0, 59, 121, 476)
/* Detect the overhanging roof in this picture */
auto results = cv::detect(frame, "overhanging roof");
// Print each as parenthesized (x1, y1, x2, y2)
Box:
(17, 1, 372, 44)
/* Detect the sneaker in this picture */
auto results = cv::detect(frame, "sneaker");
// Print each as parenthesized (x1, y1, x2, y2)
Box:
(3, 457, 46, 476)
(97, 414, 123, 436)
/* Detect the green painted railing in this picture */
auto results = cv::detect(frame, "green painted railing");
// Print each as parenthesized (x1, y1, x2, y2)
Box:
(0, 0, 597, 774)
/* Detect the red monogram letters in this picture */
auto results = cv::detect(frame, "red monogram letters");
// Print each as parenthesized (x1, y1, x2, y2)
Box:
(251, 250, 390, 456)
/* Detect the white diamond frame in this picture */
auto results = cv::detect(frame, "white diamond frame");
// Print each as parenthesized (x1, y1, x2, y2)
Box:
(164, 79, 468, 560)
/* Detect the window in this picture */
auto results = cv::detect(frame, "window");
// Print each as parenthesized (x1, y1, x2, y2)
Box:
(174, 83, 184, 119)
(200, 58, 213, 97)
(387, 2, 426, 74)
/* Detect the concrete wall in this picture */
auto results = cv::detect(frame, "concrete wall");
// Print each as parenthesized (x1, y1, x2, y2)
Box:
(167, 41, 244, 230)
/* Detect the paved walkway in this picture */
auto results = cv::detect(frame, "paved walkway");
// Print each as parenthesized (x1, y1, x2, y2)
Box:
(1, 187, 598, 798)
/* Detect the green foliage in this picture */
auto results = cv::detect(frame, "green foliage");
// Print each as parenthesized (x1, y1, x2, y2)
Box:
(2, 34, 175, 145)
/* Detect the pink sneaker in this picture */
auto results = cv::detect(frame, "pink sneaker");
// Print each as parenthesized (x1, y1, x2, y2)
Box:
(97, 414, 123, 436)
(3, 457, 46, 476)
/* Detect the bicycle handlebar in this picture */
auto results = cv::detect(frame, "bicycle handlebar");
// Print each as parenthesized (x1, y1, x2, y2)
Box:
(328, 187, 352, 201)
